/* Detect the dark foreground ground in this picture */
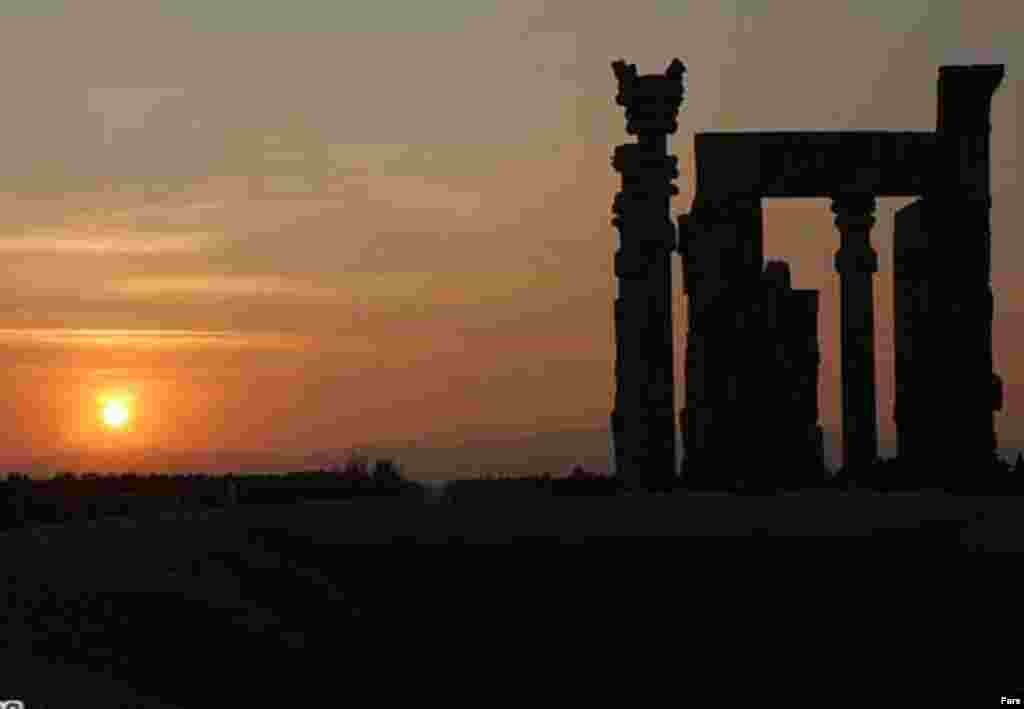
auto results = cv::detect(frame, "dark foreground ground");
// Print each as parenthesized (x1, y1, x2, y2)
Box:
(1, 490, 1021, 706)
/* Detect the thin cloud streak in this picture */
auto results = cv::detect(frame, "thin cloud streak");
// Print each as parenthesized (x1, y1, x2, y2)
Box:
(0, 231, 215, 255)
(104, 275, 342, 299)
(105, 270, 566, 306)
(0, 328, 316, 351)
(105, 200, 228, 224)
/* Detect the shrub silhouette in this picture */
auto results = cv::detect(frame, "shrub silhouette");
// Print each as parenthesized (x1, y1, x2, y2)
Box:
(567, 464, 603, 480)
(339, 450, 371, 481)
(372, 458, 404, 487)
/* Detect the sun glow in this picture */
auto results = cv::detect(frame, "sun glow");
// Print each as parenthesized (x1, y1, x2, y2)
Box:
(99, 394, 134, 430)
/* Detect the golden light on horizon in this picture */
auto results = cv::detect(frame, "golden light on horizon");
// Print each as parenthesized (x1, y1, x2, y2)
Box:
(98, 393, 134, 431)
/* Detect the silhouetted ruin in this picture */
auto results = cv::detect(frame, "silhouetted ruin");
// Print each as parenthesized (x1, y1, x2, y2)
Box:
(755, 260, 824, 485)
(610, 58, 685, 487)
(613, 60, 1006, 490)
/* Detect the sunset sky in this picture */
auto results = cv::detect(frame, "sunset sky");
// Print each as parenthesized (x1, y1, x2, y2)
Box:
(0, 1, 1018, 477)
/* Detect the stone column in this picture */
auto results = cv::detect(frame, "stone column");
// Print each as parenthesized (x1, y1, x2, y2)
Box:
(934, 64, 1005, 472)
(610, 58, 685, 487)
(832, 194, 879, 472)
(677, 194, 764, 488)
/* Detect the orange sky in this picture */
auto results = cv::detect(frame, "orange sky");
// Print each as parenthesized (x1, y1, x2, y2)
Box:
(0, 1, 1018, 476)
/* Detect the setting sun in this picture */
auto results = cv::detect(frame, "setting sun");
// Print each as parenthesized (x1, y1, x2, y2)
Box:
(100, 395, 134, 430)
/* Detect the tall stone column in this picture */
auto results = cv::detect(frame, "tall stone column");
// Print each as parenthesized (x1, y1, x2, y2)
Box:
(610, 58, 685, 487)
(934, 64, 1005, 473)
(677, 197, 763, 488)
(832, 194, 879, 472)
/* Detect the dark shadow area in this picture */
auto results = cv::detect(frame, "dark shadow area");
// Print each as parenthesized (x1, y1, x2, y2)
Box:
(2, 457, 1021, 705)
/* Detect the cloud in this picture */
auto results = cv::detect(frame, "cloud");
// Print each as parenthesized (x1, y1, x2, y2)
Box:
(348, 174, 485, 218)
(0, 230, 215, 255)
(104, 275, 342, 300)
(86, 88, 189, 146)
(103, 269, 567, 307)
(0, 327, 315, 351)
(106, 201, 228, 226)
(940, 47, 1012, 66)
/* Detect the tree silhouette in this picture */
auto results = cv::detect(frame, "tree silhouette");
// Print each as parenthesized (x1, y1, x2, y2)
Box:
(339, 450, 371, 482)
(371, 459, 404, 491)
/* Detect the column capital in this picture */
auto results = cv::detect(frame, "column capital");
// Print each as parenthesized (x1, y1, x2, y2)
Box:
(831, 194, 877, 232)
(612, 58, 686, 136)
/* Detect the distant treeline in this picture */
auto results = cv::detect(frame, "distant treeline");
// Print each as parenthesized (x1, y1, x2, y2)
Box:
(0, 451, 416, 531)
(0, 458, 626, 530)
(2, 454, 1023, 531)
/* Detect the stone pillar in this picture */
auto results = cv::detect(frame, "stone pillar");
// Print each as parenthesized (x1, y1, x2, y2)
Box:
(893, 198, 934, 466)
(832, 194, 879, 472)
(610, 58, 685, 487)
(934, 64, 1005, 472)
(792, 288, 825, 482)
(677, 196, 763, 488)
(748, 261, 822, 487)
